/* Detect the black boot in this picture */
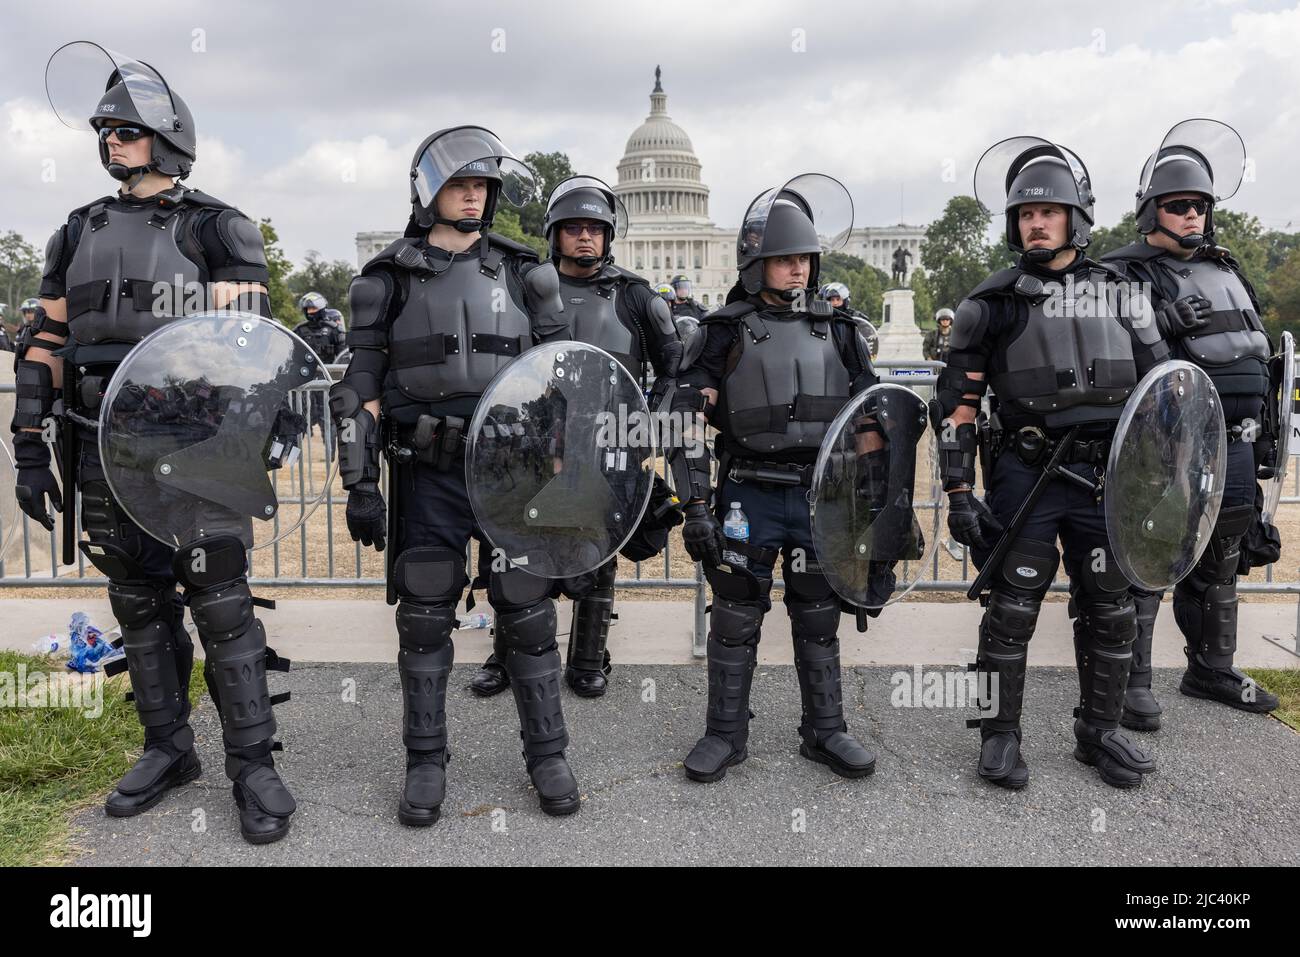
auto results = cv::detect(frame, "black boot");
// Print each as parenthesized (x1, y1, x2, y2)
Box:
(565, 586, 614, 698)
(1180, 652, 1280, 714)
(1073, 719, 1155, 789)
(684, 636, 757, 782)
(1122, 590, 1164, 732)
(792, 629, 875, 779)
(397, 601, 455, 826)
(105, 583, 203, 816)
(469, 652, 510, 697)
(498, 602, 580, 816)
(973, 611, 1030, 790)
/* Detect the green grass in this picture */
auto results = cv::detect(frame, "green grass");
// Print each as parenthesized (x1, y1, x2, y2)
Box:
(0, 650, 204, 866)
(1244, 668, 1300, 732)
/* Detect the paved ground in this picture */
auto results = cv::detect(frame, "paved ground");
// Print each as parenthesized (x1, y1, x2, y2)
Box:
(8, 597, 1300, 667)
(69, 663, 1300, 866)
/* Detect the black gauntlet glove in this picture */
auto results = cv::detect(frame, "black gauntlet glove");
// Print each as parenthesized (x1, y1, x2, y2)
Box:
(681, 500, 724, 566)
(1155, 295, 1212, 338)
(13, 431, 63, 531)
(947, 489, 1003, 552)
(346, 481, 386, 552)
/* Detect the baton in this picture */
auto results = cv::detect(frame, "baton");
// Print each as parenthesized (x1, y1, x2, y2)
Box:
(966, 426, 1084, 601)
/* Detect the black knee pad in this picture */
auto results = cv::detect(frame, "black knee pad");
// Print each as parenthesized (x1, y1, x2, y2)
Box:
(704, 562, 772, 608)
(1076, 596, 1136, 649)
(984, 587, 1045, 645)
(172, 535, 248, 591)
(489, 564, 552, 612)
(710, 597, 765, 648)
(994, 537, 1059, 594)
(396, 601, 456, 654)
(189, 580, 255, 642)
(494, 599, 558, 656)
(107, 580, 171, 630)
(394, 547, 468, 601)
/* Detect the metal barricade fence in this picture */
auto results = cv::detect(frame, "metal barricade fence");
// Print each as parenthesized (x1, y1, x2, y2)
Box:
(5, 361, 1300, 657)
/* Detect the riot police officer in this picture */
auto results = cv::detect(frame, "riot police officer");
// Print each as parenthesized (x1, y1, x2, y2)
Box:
(14, 43, 296, 842)
(922, 308, 954, 362)
(938, 137, 1168, 790)
(468, 176, 682, 699)
(0, 306, 12, 352)
(1101, 120, 1278, 729)
(329, 126, 578, 825)
(819, 281, 878, 357)
(669, 174, 879, 783)
(669, 274, 707, 321)
(293, 292, 345, 432)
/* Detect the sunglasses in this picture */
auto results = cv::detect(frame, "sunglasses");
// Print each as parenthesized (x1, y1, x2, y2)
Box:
(97, 125, 149, 143)
(560, 223, 604, 237)
(1157, 198, 1210, 216)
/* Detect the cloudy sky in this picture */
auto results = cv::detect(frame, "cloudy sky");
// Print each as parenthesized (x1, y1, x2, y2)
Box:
(4, 0, 1299, 269)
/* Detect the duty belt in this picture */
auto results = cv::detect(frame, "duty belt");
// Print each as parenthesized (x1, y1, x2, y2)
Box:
(727, 458, 814, 487)
(390, 413, 464, 472)
(1005, 427, 1110, 469)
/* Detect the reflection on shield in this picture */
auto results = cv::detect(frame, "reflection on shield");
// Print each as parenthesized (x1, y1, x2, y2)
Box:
(810, 384, 943, 609)
(0, 440, 20, 564)
(1105, 360, 1225, 590)
(99, 313, 335, 550)
(467, 342, 654, 579)
(1262, 331, 1294, 524)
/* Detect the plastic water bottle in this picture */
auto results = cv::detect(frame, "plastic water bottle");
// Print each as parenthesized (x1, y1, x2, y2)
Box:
(457, 612, 493, 630)
(31, 635, 63, 655)
(722, 503, 749, 568)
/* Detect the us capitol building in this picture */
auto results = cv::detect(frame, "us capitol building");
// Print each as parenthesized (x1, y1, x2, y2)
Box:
(356, 70, 925, 311)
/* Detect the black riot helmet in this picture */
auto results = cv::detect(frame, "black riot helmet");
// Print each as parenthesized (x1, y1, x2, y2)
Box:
(406, 126, 538, 236)
(974, 136, 1095, 264)
(46, 42, 196, 183)
(735, 173, 853, 300)
(1135, 118, 1246, 250)
(541, 175, 628, 268)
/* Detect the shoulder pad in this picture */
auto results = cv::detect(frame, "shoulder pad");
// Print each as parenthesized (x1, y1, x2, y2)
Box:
(967, 267, 1024, 298)
(647, 294, 675, 337)
(612, 265, 650, 287)
(366, 237, 420, 270)
(348, 274, 391, 331)
(65, 195, 118, 221)
(679, 322, 710, 372)
(172, 187, 238, 212)
(1100, 241, 1161, 263)
(484, 232, 541, 262)
(213, 210, 268, 270)
(701, 300, 757, 324)
(949, 298, 989, 351)
(42, 228, 66, 282)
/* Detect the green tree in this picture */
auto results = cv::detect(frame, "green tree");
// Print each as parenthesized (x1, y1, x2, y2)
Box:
(1087, 212, 1140, 260)
(909, 269, 934, 330)
(920, 196, 1005, 312)
(287, 251, 357, 325)
(0, 230, 41, 325)
(819, 251, 889, 321)
(257, 219, 295, 326)
(493, 208, 547, 258)
(518, 151, 576, 238)
(1266, 245, 1300, 342)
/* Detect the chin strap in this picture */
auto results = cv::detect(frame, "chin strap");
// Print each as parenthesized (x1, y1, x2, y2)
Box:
(1152, 223, 1206, 250)
(432, 215, 486, 234)
(107, 161, 153, 190)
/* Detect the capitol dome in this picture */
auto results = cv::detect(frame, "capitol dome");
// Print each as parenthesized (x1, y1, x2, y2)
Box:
(615, 67, 710, 221)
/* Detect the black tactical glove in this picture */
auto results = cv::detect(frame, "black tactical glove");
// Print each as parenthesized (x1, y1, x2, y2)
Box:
(346, 481, 386, 552)
(855, 449, 891, 514)
(265, 407, 308, 469)
(947, 489, 1003, 552)
(1155, 295, 1212, 338)
(681, 500, 724, 566)
(13, 431, 63, 531)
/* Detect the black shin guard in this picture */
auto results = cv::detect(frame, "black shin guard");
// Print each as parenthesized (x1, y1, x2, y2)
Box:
(396, 601, 455, 826)
(565, 583, 614, 696)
